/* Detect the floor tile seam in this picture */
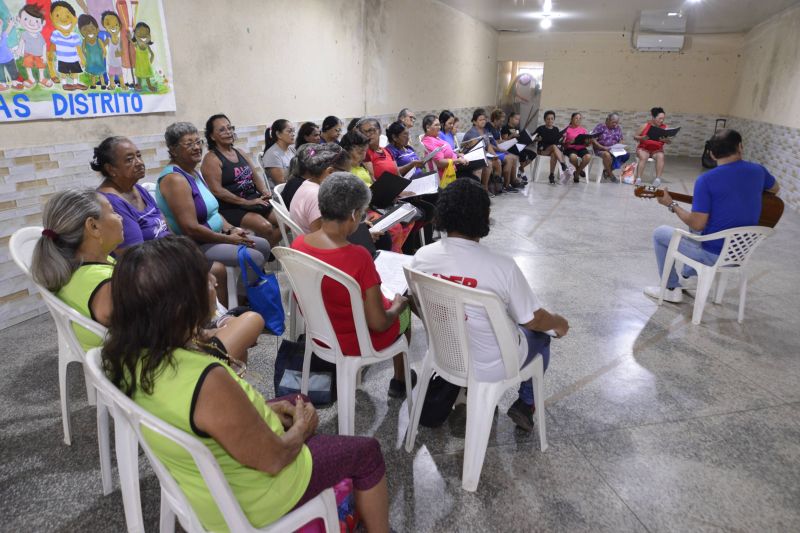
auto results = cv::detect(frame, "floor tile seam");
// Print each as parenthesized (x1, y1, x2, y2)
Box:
(552, 400, 800, 440)
(565, 434, 654, 533)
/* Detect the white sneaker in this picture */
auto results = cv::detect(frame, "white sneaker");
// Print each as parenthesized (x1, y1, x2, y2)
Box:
(652, 177, 661, 187)
(644, 286, 683, 303)
(678, 273, 697, 290)
(634, 178, 642, 186)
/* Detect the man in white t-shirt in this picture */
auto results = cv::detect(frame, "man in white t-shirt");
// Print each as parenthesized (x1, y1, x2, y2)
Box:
(411, 179, 569, 431)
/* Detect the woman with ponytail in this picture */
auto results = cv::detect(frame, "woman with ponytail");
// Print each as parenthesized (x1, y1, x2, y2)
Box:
(31, 189, 124, 348)
(260, 119, 296, 187)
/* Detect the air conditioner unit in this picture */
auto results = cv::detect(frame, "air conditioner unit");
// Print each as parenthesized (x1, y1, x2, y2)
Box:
(635, 34, 685, 52)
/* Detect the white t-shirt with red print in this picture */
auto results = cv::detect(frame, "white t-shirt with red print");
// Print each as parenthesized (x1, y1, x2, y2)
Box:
(411, 236, 542, 382)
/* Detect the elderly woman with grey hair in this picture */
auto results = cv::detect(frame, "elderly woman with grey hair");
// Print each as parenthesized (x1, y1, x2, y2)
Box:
(155, 122, 271, 275)
(291, 173, 415, 399)
(590, 112, 628, 181)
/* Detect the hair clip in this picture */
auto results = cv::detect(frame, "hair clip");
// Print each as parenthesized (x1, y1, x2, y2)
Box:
(41, 228, 59, 241)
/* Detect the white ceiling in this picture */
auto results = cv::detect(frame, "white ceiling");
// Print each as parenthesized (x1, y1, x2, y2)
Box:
(438, 0, 800, 34)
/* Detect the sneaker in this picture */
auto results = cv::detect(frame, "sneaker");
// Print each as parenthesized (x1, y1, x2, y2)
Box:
(507, 398, 534, 432)
(579, 171, 586, 178)
(548, 174, 555, 184)
(652, 177, 662, 187)
(608, 174, 619, 183)
(560, 161, 567, 171)
(643, 286, 683, 303)
(634, 177, 643, 186)
(388, 369, 418, 399)
(503, 185, 520, 193)
(678, 273, 697, 290)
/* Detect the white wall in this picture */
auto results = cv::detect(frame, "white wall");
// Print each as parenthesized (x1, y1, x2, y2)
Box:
(498, 31, 743, 116)
(729, 4, 800, 129)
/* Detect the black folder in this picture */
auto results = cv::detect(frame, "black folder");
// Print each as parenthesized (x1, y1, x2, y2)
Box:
(647, 126, 681, 140)
(370, 172, 411, 209)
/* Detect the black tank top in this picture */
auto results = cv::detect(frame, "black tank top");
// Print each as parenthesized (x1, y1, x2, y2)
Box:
(212, 148, 258, 199)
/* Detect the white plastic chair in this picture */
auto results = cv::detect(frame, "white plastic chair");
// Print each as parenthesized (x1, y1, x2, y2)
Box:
(272, 247, 413, 436)
(418, 133, 425, 144)
(587, 155, 605, 183)
(84, 349, 340, 533)
(225, 267, 239, 309)
(140, 181, 157, 196)
(379, 134, 388, 148)
(270, 199, 305, 246)
(455, 132, 465, 149)
(531, 155, 551, 182)
(403, 266, 547, 492)
(272, 182, 287, 211)
(9, 227, 145, 533)
(657, 226, 774, 324)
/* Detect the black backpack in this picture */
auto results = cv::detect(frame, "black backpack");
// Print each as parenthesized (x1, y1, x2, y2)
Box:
(419, 374, 462, 428)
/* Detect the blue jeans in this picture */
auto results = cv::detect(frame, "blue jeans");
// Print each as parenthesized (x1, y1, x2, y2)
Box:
(653, 225, 719, 289)
(518, 329, 551, 406)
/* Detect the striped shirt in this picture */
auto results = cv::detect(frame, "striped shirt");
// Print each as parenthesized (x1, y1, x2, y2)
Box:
(50, 31, 82, 62)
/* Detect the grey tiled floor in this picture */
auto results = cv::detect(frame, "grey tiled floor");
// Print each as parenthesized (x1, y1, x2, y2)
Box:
(2, 156, 799, 532)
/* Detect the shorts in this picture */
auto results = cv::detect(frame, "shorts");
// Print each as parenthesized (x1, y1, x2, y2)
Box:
(495, 152, 506, 163)
(58, 60, 83, 75)
(637, 147, 664, 157)
(23, 54, 46, 69)
(564, 148, 589, 158)
(218, 199, 273, 227)
(108, 65, 123, 77)
(537, 144, 558, 154)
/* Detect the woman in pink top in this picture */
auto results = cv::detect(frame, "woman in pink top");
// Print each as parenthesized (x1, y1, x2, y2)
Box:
(419, 114, 475, 184)
(562, 112, 592, 183)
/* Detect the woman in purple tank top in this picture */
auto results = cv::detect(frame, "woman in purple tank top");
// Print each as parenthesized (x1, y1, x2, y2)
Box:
(92, 136, 231, 302)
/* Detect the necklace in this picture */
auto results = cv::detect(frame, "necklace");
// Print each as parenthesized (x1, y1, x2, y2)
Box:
(189, 335, 247, 377)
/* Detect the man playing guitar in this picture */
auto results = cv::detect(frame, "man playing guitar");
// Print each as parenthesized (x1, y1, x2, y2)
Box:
(644, 129, 780, 303)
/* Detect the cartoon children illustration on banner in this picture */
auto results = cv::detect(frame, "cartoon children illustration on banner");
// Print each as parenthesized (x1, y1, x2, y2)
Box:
(0, 0, 174, 121)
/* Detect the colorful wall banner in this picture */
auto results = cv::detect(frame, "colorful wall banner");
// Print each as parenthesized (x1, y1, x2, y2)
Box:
(0, 0, 175, 122)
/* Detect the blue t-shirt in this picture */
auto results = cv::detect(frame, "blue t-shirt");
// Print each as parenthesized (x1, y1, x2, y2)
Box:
(692, 160, 776, 255)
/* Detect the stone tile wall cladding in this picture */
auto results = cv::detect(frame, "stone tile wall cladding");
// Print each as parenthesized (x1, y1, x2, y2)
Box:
(0, 105, 491, 330)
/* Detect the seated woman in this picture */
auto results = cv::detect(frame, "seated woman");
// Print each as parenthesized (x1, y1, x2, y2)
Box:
(463, 108, 521, 194)
(319, 116, 343, 144)
(260, 119, 297, 187)
(634, 106, 670, 187)
(562, 112, 592, 183)
(201, 114, 282, 246)
(295, 122, 321, 150)
(339, 130, 373, 185)
(287, 143, 343, 232)
(358, 118, 397, 181)
(488, 109, 523, 182)
(31, 190, 263, 362)
(437, 110, 458, 150)
(102, 236, 390, 533)
(420, 114, 474, 181)
(291, 173, 414, 398)
(532, 110, 568, 184)
(502, 111, 536, 179)
(156, 122, 272, 279)
(384, 121, 426, 178)
(92, 136, 231, 304)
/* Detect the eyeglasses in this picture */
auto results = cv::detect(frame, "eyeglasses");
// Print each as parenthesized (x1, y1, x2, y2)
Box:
(361, 127, 378, 134)
(408, 116, 417, 122)
(180, 139, 205, 149)
(217, 125, 236, 133)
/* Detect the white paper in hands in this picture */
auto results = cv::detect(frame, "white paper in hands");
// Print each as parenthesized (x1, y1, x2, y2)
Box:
(402, 172, 439, 196)
(374, 251, 413, 299)
(368, 203, 416, 234)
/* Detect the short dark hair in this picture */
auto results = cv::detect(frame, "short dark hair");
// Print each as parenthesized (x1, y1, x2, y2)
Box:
(101, 10, 120, 26)
(132, 22, 153, 44)
(321, 116, 341, 132)
(102, 236, 212, 397)
(707, 129, 742, 159)
(544, 110, 556, 119)
(434, 179, 491, 239)
(295, 122, 319, 150)
(346, 117, 362, 133)
(90, 136, 128, 178)
(472, 108, 487, 123)
(204, 113, 230, 150)
(421, 114, 437, 133)
(51, 1, 75, 16)
(438, 110, 455, 127)
(78, 13, 98, 30)
(570, 112, 581, 121)
(340, 130, 369, 152)
(651, 107, 665, 118)
(20, 4, 45, 19)
(386, 121, 406, 144)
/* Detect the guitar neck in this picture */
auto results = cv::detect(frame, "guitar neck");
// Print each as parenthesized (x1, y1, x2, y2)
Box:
(669, 191, 693, 205)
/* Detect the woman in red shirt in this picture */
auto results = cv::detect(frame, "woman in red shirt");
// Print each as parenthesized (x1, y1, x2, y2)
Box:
(634, 106, 671, 186)
(291, 172, 414, 399)
(358, 118, 398, 181)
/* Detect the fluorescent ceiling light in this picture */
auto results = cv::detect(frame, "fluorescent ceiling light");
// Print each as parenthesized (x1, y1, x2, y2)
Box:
(543, 0, 553, 12)
(667, 12, 681, 17)
(540, 17, 553, 29)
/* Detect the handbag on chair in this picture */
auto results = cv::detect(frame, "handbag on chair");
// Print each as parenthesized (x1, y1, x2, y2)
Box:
(237, 245, 285, 335)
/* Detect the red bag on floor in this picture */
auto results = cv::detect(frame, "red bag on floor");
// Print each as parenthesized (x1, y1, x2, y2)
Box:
(297, 478, 360, 533)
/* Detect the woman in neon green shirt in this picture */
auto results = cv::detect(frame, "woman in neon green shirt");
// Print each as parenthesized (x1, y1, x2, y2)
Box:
(102, 237, 391, 532)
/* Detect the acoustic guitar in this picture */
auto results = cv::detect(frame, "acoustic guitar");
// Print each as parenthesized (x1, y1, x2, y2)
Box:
(633, 185, 784, 228)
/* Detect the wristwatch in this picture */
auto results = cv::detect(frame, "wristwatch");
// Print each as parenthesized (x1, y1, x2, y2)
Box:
(667, 201, 679, 213)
